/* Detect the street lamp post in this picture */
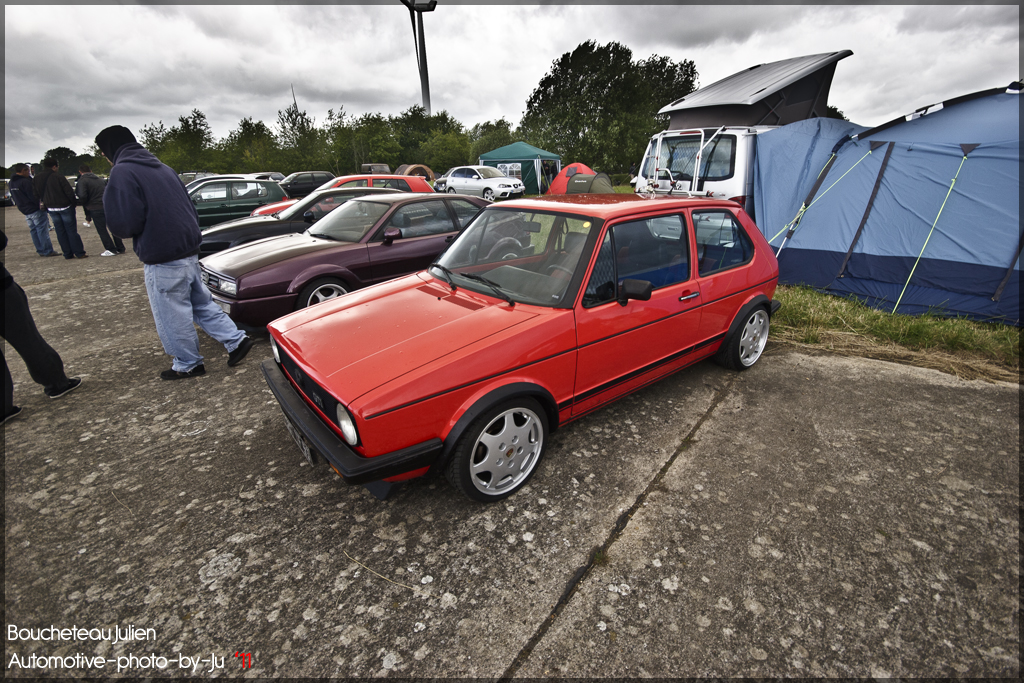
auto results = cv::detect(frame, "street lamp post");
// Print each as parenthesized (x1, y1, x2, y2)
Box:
(400, 0, 436, 115)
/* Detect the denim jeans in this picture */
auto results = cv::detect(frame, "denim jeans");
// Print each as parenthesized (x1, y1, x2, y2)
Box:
(48, 207, 86, 258)
(24, 210, 56, 256)
(143, 255, 246, 372)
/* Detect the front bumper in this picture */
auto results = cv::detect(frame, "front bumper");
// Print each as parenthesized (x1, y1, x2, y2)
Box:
(497, 188, 524, 199)
(261, 359, 442, 485)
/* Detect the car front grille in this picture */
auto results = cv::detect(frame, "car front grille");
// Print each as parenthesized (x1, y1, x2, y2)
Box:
(200, 267, 230, 293)
(278, 346, 341, 430)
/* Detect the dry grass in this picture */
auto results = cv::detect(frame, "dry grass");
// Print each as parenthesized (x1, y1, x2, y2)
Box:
(771, 285, 1020, 384)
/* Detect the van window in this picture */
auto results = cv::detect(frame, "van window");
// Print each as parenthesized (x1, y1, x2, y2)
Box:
(644, 135, 736, 183)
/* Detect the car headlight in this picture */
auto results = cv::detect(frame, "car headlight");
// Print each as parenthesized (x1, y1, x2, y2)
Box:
(499, 183, 511, 188)
(269, 336, 280, 363)
(220, 280, 237, 296)
(336, 405, 359, 445)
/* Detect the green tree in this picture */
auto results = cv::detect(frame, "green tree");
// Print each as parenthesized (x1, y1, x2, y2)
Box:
(469, 118, 516, 164)
(222, 117, 278, 172)
(43, 146, 78, 176)
(276, 102, 325, 172)
(826, 105, 849, 121)
(422, 129, 472, 172)
(519, 40, 697, 173)
(321, 108, 357, 176)
(139, 121, 169, 157)
(350, 114, 402, 170)
(160, 109, 215, 172)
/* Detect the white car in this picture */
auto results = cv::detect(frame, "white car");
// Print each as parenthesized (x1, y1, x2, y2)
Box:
(443, 165, 524, 201)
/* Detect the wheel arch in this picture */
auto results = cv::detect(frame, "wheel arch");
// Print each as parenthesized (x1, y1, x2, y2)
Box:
(430, 382, 559, 476)
(287, 265, 356, 295)
(722, 293, 772, 346)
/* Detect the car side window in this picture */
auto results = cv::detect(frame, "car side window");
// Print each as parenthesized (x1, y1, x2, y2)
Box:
(385, 202, 456, 238)
(693, 210, 753, 276)
(230, 182, 266, 199)
(341, 179, 367, 187)
(582, 215, 690, 307)
(195, 183, 227, 202)
(452, 169, 469, 179)
(448, 199, 481, 228)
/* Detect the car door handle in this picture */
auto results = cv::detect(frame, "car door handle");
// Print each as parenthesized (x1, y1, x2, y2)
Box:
(444, 235, 456, 243)
(679, 291, 699, 301)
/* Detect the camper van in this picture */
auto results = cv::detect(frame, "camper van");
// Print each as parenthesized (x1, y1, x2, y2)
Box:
(633, 126, 776, 219)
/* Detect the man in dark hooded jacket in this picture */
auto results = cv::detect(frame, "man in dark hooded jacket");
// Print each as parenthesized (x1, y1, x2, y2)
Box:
(95, 125, 253, 380)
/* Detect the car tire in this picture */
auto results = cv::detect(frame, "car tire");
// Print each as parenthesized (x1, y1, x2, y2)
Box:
(445, 397, 547, 502)
(446, 187, 457, 194)
(715, 305, 769, 371)
(297, 278, 349, 310)
(482, 188, 496, 202)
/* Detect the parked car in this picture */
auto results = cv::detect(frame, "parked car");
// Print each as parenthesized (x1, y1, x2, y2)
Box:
(188, 178, 288, 227)
(199, 186, 401, 256)
(260, 194, 780, 503)
(432, 168, 454, 192)
(199, 193, 489, 327)
(442, 165, 525, 201)
(251, 174, 436, 216)
(633, 126, 776, 217)
(278, 171, 335, 198)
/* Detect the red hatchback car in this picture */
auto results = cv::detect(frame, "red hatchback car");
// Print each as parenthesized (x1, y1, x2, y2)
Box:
(262, 194, 780, 502)
(251, 174, 436, 216)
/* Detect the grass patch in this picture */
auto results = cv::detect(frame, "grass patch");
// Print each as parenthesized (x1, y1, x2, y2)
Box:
(771, 285, 1020, 382)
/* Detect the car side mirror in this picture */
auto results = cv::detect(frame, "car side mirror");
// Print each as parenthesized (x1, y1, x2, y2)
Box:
(303, 211, 316, 224)
(471, 175, 480, 180)
(382, 227, 402, 245)
(617, 279, 653, 305)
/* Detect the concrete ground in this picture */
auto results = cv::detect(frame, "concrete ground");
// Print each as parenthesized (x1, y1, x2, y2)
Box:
(3, 205, 1019, 678)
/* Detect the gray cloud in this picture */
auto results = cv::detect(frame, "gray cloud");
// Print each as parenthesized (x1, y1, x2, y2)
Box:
(4, 4, 1020, 165)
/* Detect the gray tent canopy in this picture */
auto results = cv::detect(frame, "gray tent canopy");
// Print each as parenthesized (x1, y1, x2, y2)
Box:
(479, 142, 561, 194)
(565, 172, 615, 194)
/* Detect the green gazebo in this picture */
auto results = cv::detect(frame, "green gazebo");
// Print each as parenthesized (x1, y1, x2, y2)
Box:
(479, 142, 561, 195)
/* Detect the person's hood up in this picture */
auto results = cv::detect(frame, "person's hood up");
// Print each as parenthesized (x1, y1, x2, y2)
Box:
(94, 125, 137, 161)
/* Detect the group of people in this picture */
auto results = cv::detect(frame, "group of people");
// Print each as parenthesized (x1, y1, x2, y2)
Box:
(4, 125, 256, 424)
(9, 159, 125, 259)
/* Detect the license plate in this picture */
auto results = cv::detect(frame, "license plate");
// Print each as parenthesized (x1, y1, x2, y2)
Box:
(283, 415, 318, 466)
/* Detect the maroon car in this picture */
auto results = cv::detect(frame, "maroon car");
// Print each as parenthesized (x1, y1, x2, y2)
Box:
(199, 193, 489, 327)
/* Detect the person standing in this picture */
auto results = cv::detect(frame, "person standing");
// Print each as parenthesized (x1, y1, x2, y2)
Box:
(32, 158, 87, 259)
(95, 125, 254, 380)
(8, 164, 58, 257)
(2, 232, 82, 423)
(75, 164, 125, 256)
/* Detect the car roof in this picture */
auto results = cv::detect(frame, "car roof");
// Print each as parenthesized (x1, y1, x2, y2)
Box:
(494, 194, 745, 219)
(332, 174, 429, 181)
(352, 192, 458, 205)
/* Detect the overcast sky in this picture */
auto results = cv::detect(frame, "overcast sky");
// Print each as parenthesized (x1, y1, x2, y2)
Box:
(4, 3, 1020, 167)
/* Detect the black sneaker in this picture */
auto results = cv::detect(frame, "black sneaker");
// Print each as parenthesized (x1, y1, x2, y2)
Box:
(3, 406, 23, 424)
(47, 377, 83, 399)
(160, 365, 206, 380)
(228, 336, 254, 367)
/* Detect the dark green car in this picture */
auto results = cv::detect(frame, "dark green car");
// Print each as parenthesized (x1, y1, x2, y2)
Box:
(189, 178, 288, 227)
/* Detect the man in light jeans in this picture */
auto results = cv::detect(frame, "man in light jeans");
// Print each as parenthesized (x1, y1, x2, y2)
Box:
(97, 124, 253, 380)
(143, 256, 248, 376)
(8, 164, 58, 257)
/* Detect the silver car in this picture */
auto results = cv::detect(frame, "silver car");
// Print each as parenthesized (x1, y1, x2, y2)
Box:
(442, 165, 525, 201)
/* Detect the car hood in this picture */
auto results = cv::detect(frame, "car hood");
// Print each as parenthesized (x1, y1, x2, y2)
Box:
(202, 214, 281, 236)
(270, 273, 541, 404)
(200, 232, 340, 277)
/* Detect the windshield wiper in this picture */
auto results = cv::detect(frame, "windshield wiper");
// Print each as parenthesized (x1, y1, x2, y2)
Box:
(430, 263, 457, 291)
(458, 272, 514, 306)
(308, 232, 347, 242)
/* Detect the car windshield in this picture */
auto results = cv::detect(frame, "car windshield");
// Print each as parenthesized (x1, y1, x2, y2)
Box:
(280, 173, 300, 184)
(307, 199, 389, 242)
(477, 167, 505, 179)
(432, 207, 598, 308)
(643, 134, 736, 183)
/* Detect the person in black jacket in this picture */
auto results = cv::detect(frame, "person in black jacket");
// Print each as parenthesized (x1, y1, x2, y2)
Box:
(32, 158, 87, 259)
(8, 164, 58, 257)
(76, 164, 124, 256)
(96, 125, 253, 380)
(2, 232, 83, 423)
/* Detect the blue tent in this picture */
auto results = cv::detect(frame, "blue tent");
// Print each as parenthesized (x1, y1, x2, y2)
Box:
(752, 84, 1021, 325)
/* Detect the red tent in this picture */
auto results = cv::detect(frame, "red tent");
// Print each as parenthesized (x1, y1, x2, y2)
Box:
(546, 162, 596, 194)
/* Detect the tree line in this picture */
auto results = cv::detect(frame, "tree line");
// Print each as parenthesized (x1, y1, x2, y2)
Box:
(8, 42, 747, 180)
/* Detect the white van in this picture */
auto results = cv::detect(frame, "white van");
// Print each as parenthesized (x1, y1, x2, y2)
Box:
(633, 126, 776, 219)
